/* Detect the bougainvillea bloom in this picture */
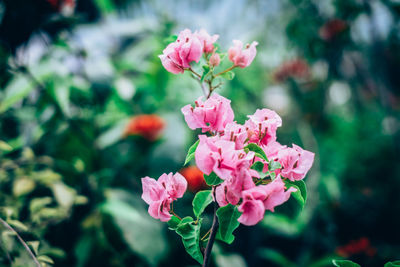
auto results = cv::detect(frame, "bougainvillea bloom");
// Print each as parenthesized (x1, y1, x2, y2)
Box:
(228, 40, 258, 68)
(195, 135, 240, 180)
(159, 29, 203, 74)
(221, 122, 248, 149)
(141, 172, 187, 222)
(195, 29, 219, 53)
(277, 144, 315, 181)
(181, 93, 234, 133)
(238, 176, 295, 226)
(180, 166, 208, 192)
(124, 114, 165, 141)
(245, 109, 282, 146)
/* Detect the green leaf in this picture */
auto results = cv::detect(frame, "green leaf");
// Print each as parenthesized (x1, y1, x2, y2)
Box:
(204, 172, 224, 186)
(7, 220, 28, 232)
(221, 71, 235, 80)
(37, 255, 54, 264)
(0, 140, 13, 152)
(245, 143, 268, 162)
(184, 140, 200, 166)
(332, 259, 361, 267)
(284, 180, 307, 209)
(216, 204, 241, 244)
(167, 215, 181, 230)
(201, 65, 211, 82)
(269, 161, 282, 171)
(251, 161, 267, 179)
(257, 248, 295, 267)
(192, 190, 213, 218)
(175, 220, 203, 264)
(27, 241, 40, 255)
(0, 76, 34, 113)
(385, 261, 400, 267)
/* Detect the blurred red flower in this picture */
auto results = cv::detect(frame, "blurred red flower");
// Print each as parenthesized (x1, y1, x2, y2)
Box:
(124, 114, 165, 141)
(319, 19, 348, 41)
(46, 0, 75, 13)
(273, 59, 310, 83)
(180, 166, 208, 193)
(336, 237, 377, 258)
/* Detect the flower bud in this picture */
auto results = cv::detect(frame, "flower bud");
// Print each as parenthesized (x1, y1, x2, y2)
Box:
(209, 53, 221, 67)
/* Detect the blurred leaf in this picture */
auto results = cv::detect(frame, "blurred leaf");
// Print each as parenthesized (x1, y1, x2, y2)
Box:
(51, 182, 76, 209)
(257, 248, 295, 267)
(184, 140, 199, 166)
(27, 241, 40, 256)
(7, 220, 28, 232)
(51, 83, 71, 117)
(37, 255, 54, 264)
(102, 189, 167, 265)
(0, 76, 34, 113)
(0, 140, 13, 152)
(216, 204, 241, 244)
(244, 143, 268, 162)
(215, 253, 247, 267)
(175, 219, 203, 264)
(201, 65, 211, 82)
(332, 259, 361, 267)
(13, 178, 36, 197)
(30, 197, 53, 214)
(221, 71, 235, 80)
(385, 261, 400, 267)
(262, 213, 305, 235)
(204, 172, 223, 186)
(192, 190, 212, 218)
(95, 121, 127, 149)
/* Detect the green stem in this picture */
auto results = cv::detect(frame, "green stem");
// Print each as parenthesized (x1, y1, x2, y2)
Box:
(214, 65, 236, 77)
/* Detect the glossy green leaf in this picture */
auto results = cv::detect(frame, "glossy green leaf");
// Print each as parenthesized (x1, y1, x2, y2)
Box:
(204, 172, 224, 186)
(167, 215, 181, 230)
(193, 190, 213, 218)
(284, 180, 307, 209)
(244, 143, 268, 162)
(332, 259, 361, 267)
(184, 140, 200, 166)
(216, 204, 241, 244)
(175, 220, 203, 264)
(251, 161, 268, 179)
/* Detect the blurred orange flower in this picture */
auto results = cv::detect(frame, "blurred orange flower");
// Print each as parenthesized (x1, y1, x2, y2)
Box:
(124, 114, 165, 141)
(319, 19, 347, 41)
(273, 58, 310, 83)
(180, 166, 208, 193)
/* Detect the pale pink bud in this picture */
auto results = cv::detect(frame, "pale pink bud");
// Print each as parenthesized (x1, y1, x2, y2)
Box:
(228, 40, 258, 68)
(209, 53, 221, 67)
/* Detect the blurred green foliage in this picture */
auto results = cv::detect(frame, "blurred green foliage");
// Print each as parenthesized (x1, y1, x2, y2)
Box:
(0, 0, 400, 266)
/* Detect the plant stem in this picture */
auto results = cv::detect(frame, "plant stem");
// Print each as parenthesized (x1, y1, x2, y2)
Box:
(214, 65, 236, 77)
(202, 201, 219, 267)
(188, 67, 202, 79)
(0, 218, 41, 267)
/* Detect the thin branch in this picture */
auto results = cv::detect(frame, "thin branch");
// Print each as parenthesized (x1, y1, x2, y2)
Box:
(202, 191, 219, 267)
(214, 65, 236, 77)
(0, 218, 41, 267)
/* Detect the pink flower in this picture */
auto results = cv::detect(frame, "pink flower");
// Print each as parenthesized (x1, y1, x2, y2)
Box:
(238, 176, 295, 226)
(159, 29, 203, 74)
(209, 53, 221, 67)
(245, 109, 282, 146)
(141, 172, 187, 222)
(195, 135, 239, 180)
(220, 122, 248, 149)
(181, 93, 234, 133)
(277, 144, 315, 181)
(215, 155, 257, 207)
(228, 40, 258, 68)
(195, 29, 219, 53)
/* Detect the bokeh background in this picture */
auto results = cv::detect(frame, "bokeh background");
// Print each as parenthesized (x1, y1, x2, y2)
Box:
(1, 0, 400, 266)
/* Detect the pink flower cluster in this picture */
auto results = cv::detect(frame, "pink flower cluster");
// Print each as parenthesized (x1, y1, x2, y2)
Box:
(141, 173, 187, 222)
(182, 93, 315, 226)
(159, 29, 258, 74)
